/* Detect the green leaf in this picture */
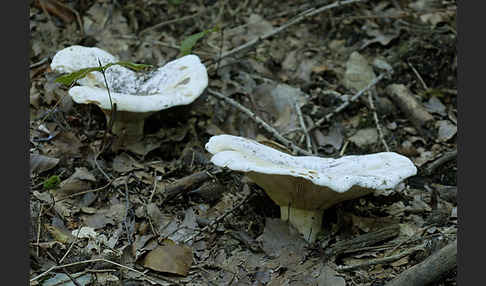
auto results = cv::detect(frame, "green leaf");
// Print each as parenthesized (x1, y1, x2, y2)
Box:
(54, 67, 102, 85)
(179, 25, 220, 56)
(43, 175, 61, 190)
(116, 61, 153, 71)
(54, 62, 154, 86)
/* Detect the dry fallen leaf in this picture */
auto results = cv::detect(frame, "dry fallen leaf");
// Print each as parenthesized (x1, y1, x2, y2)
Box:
(141, 239, 193, 276)
(30, 154, 59, 175)
(349, 128, 379, 148)
(81, 203, 126, 229)
(112, 152, 138, 173)
(260, 218, 306, 263)
(436, 120, 457, 142)
(56, 167, 96, 195)
(317, 266, 345, 286)
(343, 51, 376, 92)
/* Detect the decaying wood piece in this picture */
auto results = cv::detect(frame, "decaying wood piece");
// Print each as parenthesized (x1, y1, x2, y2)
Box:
(385, 239, 457, 286)
(424, 148, 457, 175)
(326, 225, 400, 257)
(162, 171, 216, 200)
(338, 244, 424, 271)
(386, 84, 436, 138)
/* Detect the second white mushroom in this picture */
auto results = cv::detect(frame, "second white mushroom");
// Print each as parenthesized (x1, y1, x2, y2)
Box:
(205, 134, 417, 243)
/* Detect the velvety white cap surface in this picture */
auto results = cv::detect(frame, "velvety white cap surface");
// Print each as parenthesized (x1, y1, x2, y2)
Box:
(206, 135, 417, 193)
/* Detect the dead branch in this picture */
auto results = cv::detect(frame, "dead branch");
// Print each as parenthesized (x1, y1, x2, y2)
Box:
(208, 89, 312, 156)
(386, 84, 436, 139)
(327, 225, 400, 257)
(338, 243, 424, 271)
(425, 148, 457, 175)
(162, 170, 220, 201)
(385, 239, 457, 286)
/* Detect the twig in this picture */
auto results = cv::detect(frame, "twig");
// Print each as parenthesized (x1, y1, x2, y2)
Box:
(425, 149, 457, 175)
(390, 227, 426, 253)
(94, 151, 112, 181)
(339, 140, 350, 156)
(149, 173, 158, 202)
(139, 8, 208, 35)
(385, 239, 457, 286)
(183, 193, 253, 243)
(326, 225, 400, 257)
(37, 82, 74, 125)
(216, 27, 225, 71)
(408, 62, 428, 90)
(30, 258, 169, 285)
(55, 180, 115, 202)
(124, 179, 133, 244)
(295, 102, 313, 153)
(338, 244, 425, 271)
(208, 89, 312, 155)
(59, 225, 83, 264)
(36, 204, 44, 257)
(30, 57, 49, 69)
(311, 73, 386, 131)
(215, 0, 365, 62)
(60, 268, 82, 286)
(368, 92, 390, 151)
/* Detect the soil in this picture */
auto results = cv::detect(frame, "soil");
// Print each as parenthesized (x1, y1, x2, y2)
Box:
(30, 0, 457, 285)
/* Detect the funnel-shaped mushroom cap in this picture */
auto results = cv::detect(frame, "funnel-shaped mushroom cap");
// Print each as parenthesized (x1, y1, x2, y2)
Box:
(206, 135, 417, 210)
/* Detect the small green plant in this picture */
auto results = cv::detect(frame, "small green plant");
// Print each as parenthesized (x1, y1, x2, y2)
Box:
(179, 25, 220, 56)
(54, 61, 153, 86)
(43, 175, 61, 190)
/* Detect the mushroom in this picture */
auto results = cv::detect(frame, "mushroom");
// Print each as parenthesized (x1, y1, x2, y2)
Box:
(205, 135, 417, 243)
(51, 45, 208, 137)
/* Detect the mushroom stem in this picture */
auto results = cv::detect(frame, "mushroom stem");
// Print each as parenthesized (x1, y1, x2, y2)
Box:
(280, 205, 323, 243)
(104, 111, 154, 137)
(110, 116, 145, 137)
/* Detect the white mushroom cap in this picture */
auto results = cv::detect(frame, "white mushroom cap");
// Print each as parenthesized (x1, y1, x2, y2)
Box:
(51, 45, 208, 113)
(50, 45, 136, 88)
(206, 134, 417, 242)
(206, 134, 417, 194)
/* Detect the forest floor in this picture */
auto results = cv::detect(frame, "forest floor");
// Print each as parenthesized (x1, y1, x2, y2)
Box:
(30, 0, 457, 285)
